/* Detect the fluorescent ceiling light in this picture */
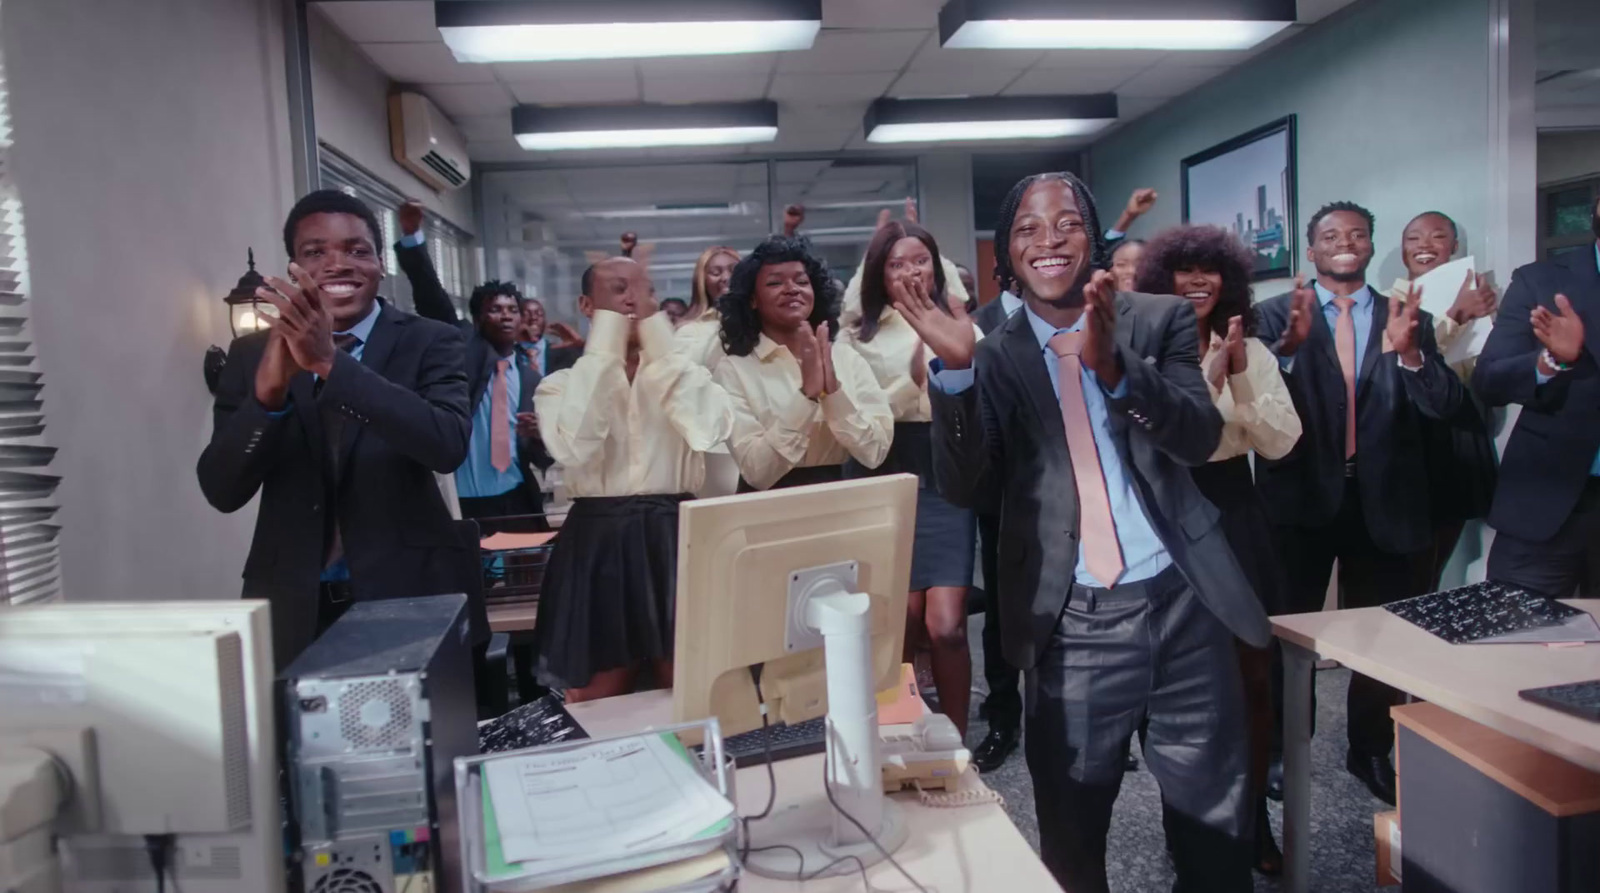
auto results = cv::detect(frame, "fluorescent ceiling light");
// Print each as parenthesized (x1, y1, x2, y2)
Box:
(938, 0, 1296, 51)
(437, 0, 822, 63)
(583, 203, 760, 219)
(513, 102, 779, 152)
(863, 95, 1118, 145)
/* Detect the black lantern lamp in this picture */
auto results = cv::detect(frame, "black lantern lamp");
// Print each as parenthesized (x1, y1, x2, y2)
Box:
(204, 249, 271, 394)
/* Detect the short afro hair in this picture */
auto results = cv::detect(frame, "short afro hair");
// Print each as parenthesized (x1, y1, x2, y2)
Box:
(282, 189, 383, 259)
(717, 236, 841, 358)
(1133, 225, 1257, 339)
(1306, 201, 1375, 244)
(469, 280, 521, 320)
(993, 172, 1108, 299)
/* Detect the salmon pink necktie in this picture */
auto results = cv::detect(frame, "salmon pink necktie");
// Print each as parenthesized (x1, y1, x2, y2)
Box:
(490, 358, 512, 473)
(1331, 297, 1358, 459)
(1048, 331, 1124, 588)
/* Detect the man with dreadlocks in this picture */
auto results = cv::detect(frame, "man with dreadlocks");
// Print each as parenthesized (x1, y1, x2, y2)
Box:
(894, 172, 1268, 892)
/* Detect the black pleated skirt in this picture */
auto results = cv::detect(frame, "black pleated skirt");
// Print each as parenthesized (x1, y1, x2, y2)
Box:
(844, 421, 975, 591)
(1190, 455, 1286, 617)
(534, 494, 689, 688)
(737, 463, 844, 493)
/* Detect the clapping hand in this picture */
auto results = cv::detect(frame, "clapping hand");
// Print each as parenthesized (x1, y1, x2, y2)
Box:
(253, 326, 302, 410)
(549, 321, 585, 350)
(1223, 314, 1248, 376)
(1081, 270, 1121, 387)
(258, 263, 336, 377)
(891, 274, 975, 371)
(783, 204, 806, 237)
(1448, 271, 1497, 324)
(1276, 275, 1317, 357)
(795, 323, 826, 399)
(1386, 282, 1425, 364)
(1533, 294, 1586, 369)
(515, 412, 539, 438)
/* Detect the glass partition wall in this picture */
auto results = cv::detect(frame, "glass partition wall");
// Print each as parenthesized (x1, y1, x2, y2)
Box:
(480, 157, 917, 328)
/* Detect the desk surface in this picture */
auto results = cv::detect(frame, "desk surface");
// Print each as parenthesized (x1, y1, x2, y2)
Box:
(1272, 599, 1600, 772)
(565, 690, 1062, 893)
(487, 603, 538, 633)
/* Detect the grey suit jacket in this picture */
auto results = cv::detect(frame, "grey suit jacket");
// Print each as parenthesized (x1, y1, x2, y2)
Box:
(930, 292, 1271, 671)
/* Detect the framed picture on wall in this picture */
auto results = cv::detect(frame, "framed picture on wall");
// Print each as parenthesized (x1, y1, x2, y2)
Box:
(1181, 116, 1298, 281)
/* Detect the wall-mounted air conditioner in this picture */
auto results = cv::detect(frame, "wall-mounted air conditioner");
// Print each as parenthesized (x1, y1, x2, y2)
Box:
(388, 91, 471, 192)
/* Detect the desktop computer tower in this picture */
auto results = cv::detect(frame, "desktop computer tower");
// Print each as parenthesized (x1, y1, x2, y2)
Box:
(280, 595, 477, 893)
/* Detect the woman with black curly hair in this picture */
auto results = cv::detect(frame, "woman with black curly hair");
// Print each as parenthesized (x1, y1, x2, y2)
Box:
(1134, 223, 1301, 877)
(840, 219, 983, 739)
(714, 236, 892, 491)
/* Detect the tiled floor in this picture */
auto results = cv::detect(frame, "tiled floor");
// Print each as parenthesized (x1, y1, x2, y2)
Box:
(965, 615, 1391, 893)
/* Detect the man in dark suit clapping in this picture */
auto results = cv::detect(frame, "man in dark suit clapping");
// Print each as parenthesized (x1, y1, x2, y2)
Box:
(1474, 196, 1600, 597)
(1255, 202, 1463, 805)
(198, 190, 477, 669)
(899, 172, 1266, 893)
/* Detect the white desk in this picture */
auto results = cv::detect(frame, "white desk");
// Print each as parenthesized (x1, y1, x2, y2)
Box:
(565, 690, 1062, 892)
(1272, 600, 1600, 893)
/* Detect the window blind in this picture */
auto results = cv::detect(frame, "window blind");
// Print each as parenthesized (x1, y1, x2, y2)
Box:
(0, 43, 62, 605)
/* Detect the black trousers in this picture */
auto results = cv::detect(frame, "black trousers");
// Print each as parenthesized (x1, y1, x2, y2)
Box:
(1026, 566, 1252, 893)
(1273, 478, 1432, 757)
(977, 511, 1022, 729)
(1488, 478, 1600, 599)
(460, 485, 547, 535)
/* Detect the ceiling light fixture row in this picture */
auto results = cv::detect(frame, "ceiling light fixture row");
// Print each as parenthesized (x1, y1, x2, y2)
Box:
(439, 0, 1297, 148)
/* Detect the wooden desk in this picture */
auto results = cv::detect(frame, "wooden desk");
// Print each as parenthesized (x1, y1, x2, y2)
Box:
(487, 602, 538, 633)
(566, 690, 1062, 893)
(1272, 600, 1600, 893)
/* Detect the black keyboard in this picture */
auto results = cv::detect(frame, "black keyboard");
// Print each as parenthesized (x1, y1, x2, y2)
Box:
(1519, 679, 1600, 723)
(718, 717, 827, 767)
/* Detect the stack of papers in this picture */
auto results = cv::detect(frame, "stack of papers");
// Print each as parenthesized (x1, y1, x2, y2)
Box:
(480, 732, 735, 887)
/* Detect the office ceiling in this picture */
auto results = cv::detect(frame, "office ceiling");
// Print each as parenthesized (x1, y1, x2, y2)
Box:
(1536, 0, 1600, 129)
(310, 0, 1361, 163)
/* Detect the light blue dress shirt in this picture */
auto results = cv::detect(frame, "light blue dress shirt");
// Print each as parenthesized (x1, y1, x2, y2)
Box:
(518, 339, 548, 376)
(1279, 282, 1375, 376)
(399, 230, 425, 249)
(1533, 243, 1600, 476)
(999, 290, 1023, 316)
(454, 355, 525, 499)
(930, 305, 1173, 587)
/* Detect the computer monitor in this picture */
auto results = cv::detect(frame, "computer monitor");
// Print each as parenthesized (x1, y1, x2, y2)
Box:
(671, 473, 917, 879)
(0, 601, 282, 893)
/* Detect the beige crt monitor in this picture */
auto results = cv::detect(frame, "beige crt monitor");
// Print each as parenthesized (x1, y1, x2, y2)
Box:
(671, 473, 915, 738)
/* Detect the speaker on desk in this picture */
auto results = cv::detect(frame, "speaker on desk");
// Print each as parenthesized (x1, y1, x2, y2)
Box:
(280, 595, 479, 893)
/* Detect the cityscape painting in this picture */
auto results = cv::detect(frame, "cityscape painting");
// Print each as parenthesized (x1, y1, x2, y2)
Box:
(1181, 116, 1298, 281)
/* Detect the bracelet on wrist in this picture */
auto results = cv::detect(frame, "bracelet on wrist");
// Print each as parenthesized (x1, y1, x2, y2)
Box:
(1540, 348, 1574, 373)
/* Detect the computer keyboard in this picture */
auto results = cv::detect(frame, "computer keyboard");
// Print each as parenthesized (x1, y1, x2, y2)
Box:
(718, 717, 828, 767)
(1519, 679, 1600, 723)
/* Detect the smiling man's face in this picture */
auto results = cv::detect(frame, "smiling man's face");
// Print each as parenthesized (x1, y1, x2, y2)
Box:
(1308, 210, 1374, 285)
(1009, 178, 1093, 307)
(290, 211, 382, 329)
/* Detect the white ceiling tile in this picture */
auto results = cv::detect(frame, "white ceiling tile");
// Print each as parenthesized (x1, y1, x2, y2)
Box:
(422, 82, 516, 116)
(637, 54, 780, 78)
(360, 42, 497, 84)
(1115, 63, 1232, 97)
(886, 67, 1023, 98)
(777, 29, 928, 73)
(507, 76, 641, 104)
(907, 42, 1043, 72)
(1003, 65, 1142, 95)
(312, 1, 437, 44)
(451, 114, 513, 142)
(490, 59, 641, 82)
(466, 139, 533, 164)
(768, 72, 897, 103)
(821, 0, 940, 30)
(1032, 49, 1170, 69)
(642, 76, 770, 103)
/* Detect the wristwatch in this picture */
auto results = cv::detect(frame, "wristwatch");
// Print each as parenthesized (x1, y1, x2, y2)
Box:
(1540, 348, 1574, 373)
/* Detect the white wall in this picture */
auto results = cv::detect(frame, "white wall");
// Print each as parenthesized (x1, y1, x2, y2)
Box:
(1088, 0, 1495, 298)
(3, 0, 293, 601)
(308, 8, 475, 232)
(918, 152, 976, 271)
(1538, 130, 1600, 184)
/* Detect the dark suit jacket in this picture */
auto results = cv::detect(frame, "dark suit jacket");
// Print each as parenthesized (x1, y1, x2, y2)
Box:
(196, 301, 480, 667)
(464, 332, 552, 509)
(1254, 287, 1463, 554)
(972, 296, 1014, 337)
(930, 292, 1271, 671)
(1473, 247, 1600, 542)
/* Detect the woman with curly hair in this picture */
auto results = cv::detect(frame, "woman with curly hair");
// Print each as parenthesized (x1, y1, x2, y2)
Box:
(840, 220, 983, 739)
(1134, 223, 1301, 877)
(714, 236, 892, 491)
(675, 245, 741, 367)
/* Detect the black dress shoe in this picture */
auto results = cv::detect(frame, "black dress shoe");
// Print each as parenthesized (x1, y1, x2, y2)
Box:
(972, 726, 1019, 773)
(1346, 750, 1397, 805)
(1265, 758, 1284, 802)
